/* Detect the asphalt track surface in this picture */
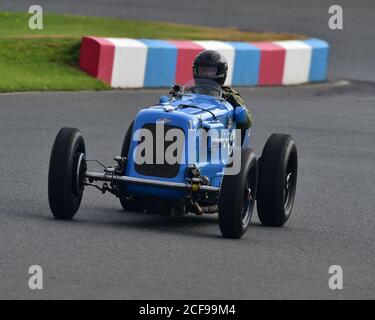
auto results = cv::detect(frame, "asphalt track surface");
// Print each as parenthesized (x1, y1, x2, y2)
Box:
(0, 1, 374, 299)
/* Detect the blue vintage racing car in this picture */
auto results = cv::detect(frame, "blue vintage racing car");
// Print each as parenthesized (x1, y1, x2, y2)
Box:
(48, 80, 297, 239)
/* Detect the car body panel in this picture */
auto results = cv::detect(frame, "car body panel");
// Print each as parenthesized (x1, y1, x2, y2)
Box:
(122, 93, 249, 199)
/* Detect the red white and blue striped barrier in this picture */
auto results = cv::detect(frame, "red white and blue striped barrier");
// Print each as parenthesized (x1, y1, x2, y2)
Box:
(79, 37, 329, 88)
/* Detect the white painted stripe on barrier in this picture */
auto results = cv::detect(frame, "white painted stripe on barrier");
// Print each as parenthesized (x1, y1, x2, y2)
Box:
(273, 40, 312, 85)
(107, 38, 148, 88)
(193, 41, 235, 86)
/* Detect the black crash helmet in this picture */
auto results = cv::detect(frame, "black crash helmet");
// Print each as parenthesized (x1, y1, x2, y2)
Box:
(192, 50, 228, 85)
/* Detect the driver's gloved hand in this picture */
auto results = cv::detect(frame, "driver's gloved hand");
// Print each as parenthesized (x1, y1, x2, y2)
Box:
(169, 84, 181, 96)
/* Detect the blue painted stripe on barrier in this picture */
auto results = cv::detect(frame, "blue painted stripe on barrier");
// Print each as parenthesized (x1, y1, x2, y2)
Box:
(304, 38, 329, 82)
(227, 42, 261, 86)
(141, 39, 178, 87)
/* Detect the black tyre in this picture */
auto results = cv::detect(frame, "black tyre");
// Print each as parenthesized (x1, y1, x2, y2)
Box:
(257, 134, 298, 226)
(219, 148, 258, 239)
(48, 127, 86, 220)
(119, 121, 144, 212)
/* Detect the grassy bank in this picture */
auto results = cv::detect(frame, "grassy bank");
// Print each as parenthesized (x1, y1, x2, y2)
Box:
(0, 38, 109, 92)
(0, 12, 304, 92)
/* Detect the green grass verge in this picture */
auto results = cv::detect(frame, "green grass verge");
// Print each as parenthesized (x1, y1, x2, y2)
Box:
(0, 38, 109, 92)
(0, 12, 304, 92)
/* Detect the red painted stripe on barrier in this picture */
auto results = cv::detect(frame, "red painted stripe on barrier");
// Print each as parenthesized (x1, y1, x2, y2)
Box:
(168, 41, 205, 84)
(251, 42, 285, 85)
(79, 37, 115, 85)
(79, 37, 99, 76)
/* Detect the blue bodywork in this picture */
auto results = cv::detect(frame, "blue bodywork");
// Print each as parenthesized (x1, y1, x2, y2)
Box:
(123, 92, 250, 199)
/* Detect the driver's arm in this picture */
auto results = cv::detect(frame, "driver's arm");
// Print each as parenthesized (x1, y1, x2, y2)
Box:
(222, 87, 253, 128)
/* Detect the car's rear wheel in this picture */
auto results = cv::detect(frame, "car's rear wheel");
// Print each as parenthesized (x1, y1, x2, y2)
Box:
(48, 127, 86, 220)
(257, 134, 298, 226)
(119, 121, 144, 212)
(218, 148, 258, 239)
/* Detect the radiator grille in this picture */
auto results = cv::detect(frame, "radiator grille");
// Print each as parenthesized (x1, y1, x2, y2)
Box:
(134, 123, 182, 178)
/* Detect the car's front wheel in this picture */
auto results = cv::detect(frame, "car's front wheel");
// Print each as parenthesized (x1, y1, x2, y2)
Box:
(48, 127, 86, 220)
(218, 148, 258, 239)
